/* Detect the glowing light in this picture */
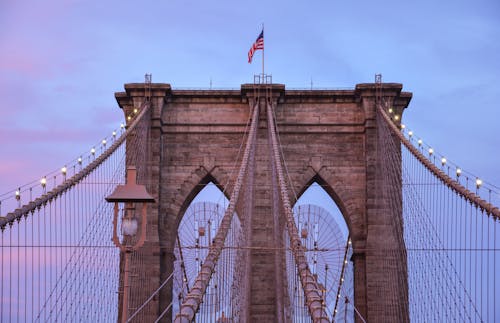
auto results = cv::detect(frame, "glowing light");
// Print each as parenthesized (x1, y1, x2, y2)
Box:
(344, 259, 348, 264)
(91, 147, 96, 155)
(40, 177, 47, 187)
(417, 139, 423, 146)
(112, 131, 117, 137)
(456, 168, 462, 177)
(121, 218, 138, 236)
(428, 148, 434, 155)
(15, 190, 20, 200)
(127, 115, 132, 121)
(78, 157, 83, 164)
(394, 115, 400, 121)
(102, 139, 107, 146)
(400, 124, 406, 130)
(476, 178, 483, 188)
(120, 123, 125, 129)
(388, 108, 393, 114)
(61, 166, 67, 175)
(133, 108, 138, 114)
(408, 131, 413, 137)
(441, 157, 447, 166)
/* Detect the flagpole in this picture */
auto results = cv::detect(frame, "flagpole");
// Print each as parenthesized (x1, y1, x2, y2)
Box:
(262, 23, 265, 82)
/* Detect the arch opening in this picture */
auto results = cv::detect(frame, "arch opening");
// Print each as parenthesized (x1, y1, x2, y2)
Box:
(294, 182, 349, 240)
(288, 181, 355, 322)
(172, 182, 241, 321)
(175, 175, 230, 231)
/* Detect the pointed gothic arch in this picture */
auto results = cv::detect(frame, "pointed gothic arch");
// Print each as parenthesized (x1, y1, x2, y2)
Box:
(294, 174, 352, 236)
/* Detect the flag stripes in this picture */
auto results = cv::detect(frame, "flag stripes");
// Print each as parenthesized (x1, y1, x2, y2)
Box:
(248, 30, 264, 63)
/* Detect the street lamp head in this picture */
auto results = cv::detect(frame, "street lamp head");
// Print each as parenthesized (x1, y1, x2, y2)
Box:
(106, 166, 155, 250)
(105, 167, 155, 203)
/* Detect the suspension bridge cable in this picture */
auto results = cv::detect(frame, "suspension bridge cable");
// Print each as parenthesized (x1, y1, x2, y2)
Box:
(126, 272, 174, 322)
(0, 102, 151, 229)
(378, 105, 500, 218)
(174, 102, 259, 322)
(377, 98, 497, 321)
(267, 100, 329, 322)
(214, 95, 254, 209)
(155, 302, 173, 323)
(1, 99, 150, 322)
(378, 105, 478, 320)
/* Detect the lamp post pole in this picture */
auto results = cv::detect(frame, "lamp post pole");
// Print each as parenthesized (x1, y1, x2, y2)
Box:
(122, 250, 131, 323)
(106, 167, 155, 323)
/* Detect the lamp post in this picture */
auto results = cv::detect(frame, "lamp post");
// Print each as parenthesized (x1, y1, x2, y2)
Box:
(106, 166, 155, 323)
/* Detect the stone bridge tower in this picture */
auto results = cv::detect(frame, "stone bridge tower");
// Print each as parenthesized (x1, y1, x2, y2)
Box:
(115, 81, 412, 322)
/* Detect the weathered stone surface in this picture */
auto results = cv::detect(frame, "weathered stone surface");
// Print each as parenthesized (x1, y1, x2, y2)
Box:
(115, 82, 412, 322)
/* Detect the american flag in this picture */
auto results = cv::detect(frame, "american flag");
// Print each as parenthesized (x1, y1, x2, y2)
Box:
(248, 30, 264, 63)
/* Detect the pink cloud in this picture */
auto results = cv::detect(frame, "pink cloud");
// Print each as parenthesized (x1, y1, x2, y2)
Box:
(0, 51, 52, 78)
(0, 127, 97, 145)
(0, 160, 30, 176)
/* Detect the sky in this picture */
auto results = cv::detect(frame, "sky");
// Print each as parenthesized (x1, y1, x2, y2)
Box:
(1, 0, 499, 205)
(0, 1, 499, 320)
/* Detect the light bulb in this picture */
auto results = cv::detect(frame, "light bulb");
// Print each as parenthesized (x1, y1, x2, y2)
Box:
(476, 178, 483, 188)
(121, 217, 138, 236)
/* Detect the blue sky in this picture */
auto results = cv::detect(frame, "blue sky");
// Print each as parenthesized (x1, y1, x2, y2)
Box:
(1, 0, 499, 198)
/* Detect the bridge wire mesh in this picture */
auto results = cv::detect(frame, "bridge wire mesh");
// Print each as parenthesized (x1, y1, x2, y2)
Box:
(2, 89, 499, 322)
(0, 102, 151, 322)
(172, 202, 243, 322)
(119, 103, 160, 323)
(267, 101, 330, 322)
(378, 104, 499, 322)
(284, 204, 355, 322)
(173, 102, 258, 322)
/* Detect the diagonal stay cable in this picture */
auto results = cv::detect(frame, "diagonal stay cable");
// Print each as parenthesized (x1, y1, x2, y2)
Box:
(173, 102, 259, 323)
(126, 272, 174, 322)
(266, 100, 329, 322)
(378, 106, 500, 219)
(0, 101, 152, 228)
